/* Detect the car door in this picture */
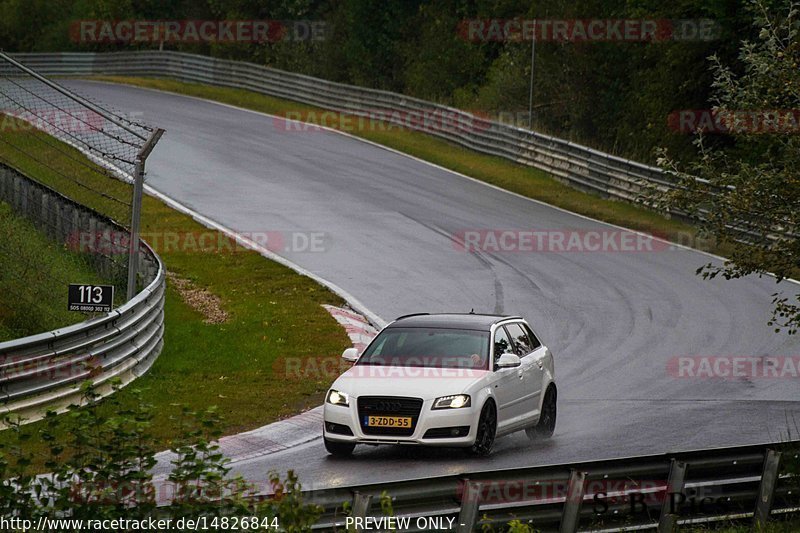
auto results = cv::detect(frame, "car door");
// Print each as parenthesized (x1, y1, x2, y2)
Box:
(490, 325, 528, 433)
(505, 322, 544, 424)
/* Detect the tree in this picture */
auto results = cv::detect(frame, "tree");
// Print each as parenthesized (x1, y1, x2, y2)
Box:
(658, 0, 800, 334)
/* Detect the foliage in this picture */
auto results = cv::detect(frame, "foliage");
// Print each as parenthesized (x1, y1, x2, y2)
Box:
(260, 471, 322, 532)
(378, 490, 394, 517)
(658, 0, 800, 334)
(480, 517, 541, 532)
(0, 381, 322, 530)
(0, 0, 771, 163)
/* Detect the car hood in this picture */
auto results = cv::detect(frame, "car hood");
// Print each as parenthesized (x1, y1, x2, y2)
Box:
(331, 365, 489, 400)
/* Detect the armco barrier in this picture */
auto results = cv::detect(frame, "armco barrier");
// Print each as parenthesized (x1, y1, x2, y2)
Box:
(299, 441, 798, 532)
(8, 51, 672, 204)
(15, 51, 783, 241)
(0, 163, 165, 423)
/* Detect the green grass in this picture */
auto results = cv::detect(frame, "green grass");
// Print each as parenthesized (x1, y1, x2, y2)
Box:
(89, 75, 726, 256)
(0, 115, 351, 461)
(0, 202, 109, 341)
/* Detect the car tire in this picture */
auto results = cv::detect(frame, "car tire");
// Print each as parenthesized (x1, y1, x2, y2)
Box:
(469, 401, 497, 456)
(526, 385, 556, 440)
(324, 437, 356, 457)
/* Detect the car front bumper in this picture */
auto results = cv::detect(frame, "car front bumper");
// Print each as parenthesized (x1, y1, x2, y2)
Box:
(323, 398, 478, 446)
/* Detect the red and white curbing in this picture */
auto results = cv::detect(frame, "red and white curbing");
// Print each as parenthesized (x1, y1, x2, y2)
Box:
(152, 305, 379, 482)
(322, 304, 378, 351)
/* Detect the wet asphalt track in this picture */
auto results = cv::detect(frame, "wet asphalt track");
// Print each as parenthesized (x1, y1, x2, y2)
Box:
(65, 81, 800, 489)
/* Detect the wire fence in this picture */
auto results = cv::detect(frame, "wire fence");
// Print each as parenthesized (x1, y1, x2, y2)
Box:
(0, 53, 161, 335)
(0, 163, 129, 339)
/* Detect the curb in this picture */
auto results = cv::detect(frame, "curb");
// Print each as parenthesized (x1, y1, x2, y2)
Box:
(152, 305, 377, 475)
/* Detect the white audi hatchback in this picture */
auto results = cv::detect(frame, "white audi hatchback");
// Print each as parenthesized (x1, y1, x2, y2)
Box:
(323, 313, 556, 456)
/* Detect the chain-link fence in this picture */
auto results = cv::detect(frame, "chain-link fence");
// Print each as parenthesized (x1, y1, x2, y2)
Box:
(0, 52, 162, 336)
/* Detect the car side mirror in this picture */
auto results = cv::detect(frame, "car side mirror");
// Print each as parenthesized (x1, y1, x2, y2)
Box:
(496, 353, 521, 369)
(341, 347, 359, 363)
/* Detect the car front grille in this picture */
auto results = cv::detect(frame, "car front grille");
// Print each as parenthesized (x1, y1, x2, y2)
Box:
(357, 396, 423, 436)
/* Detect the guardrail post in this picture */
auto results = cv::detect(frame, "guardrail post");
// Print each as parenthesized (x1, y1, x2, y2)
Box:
(457, 480, 481, 533)
(753, 449, 782, 528)
(658, 459, 688, 533)
(348, 491, 372, 532)
(559, 469, 587, 533)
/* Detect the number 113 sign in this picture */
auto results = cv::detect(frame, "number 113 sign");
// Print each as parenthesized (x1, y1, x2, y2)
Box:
(68, 284, 114, 313)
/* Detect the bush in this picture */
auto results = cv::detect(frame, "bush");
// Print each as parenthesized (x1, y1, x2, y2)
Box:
(0, 381, 321, 531)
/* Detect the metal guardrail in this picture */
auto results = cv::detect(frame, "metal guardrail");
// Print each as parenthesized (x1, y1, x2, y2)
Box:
(9, 51, 673, 205)
(17, 51, 790, 242)
(0, 166, 165, 424)
(302, 441, 798, 532)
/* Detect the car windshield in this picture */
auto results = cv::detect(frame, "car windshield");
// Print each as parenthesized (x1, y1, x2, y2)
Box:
(357, 327, 490, 369)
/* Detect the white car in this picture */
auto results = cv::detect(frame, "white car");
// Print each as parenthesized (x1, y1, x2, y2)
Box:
(323, 313, 556, 456)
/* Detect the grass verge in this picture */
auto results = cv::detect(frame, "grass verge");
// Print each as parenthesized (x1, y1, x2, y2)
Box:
(90, 75, 725, 256)
(0, 202, 108, 341)
(0, 116, 350, 463)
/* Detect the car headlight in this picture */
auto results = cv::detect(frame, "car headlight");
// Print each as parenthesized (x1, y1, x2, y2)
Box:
(326, 389, 350, 406)
(432, 394, 471, 410)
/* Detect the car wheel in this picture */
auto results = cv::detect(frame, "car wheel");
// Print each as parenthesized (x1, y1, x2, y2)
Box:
(469, 401, 497, 456)
(324, 437, 355, 457)
(527, 385, 556, 440)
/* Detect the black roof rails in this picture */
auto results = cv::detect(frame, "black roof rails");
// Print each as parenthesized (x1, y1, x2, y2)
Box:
(468, 314, 523, 321)
(394, 312, 430, 321)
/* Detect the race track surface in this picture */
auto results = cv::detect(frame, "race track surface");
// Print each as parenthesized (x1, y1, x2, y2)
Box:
(66, 81, 800, 488)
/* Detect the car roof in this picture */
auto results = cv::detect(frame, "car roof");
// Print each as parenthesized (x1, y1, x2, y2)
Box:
(387, 313, 522, 331)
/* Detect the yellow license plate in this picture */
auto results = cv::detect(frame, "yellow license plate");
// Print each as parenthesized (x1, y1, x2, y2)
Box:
(365, 415, 412, 428)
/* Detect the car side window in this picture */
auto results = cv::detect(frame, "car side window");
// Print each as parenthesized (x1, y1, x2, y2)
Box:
(521, 323, 542, 349)
(493, 327, 514, 358)
(506, 323, 533, 356)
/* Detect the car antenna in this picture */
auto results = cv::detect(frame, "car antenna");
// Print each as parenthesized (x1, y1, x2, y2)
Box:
(469, 308, 475, 314)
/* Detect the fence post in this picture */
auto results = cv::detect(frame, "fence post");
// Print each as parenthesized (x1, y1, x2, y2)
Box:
(348, 491, 372, 532)
(559, 469, 587, 533)
(126, 128, 164, 300)
(754, 449, 782, 528)
(658, 459, 688, 533)
(126, 159, 144, 300)
(457, 480, 481, 533)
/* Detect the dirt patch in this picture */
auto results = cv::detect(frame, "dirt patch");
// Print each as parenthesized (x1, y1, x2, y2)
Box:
(166, 271, 230, 324)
